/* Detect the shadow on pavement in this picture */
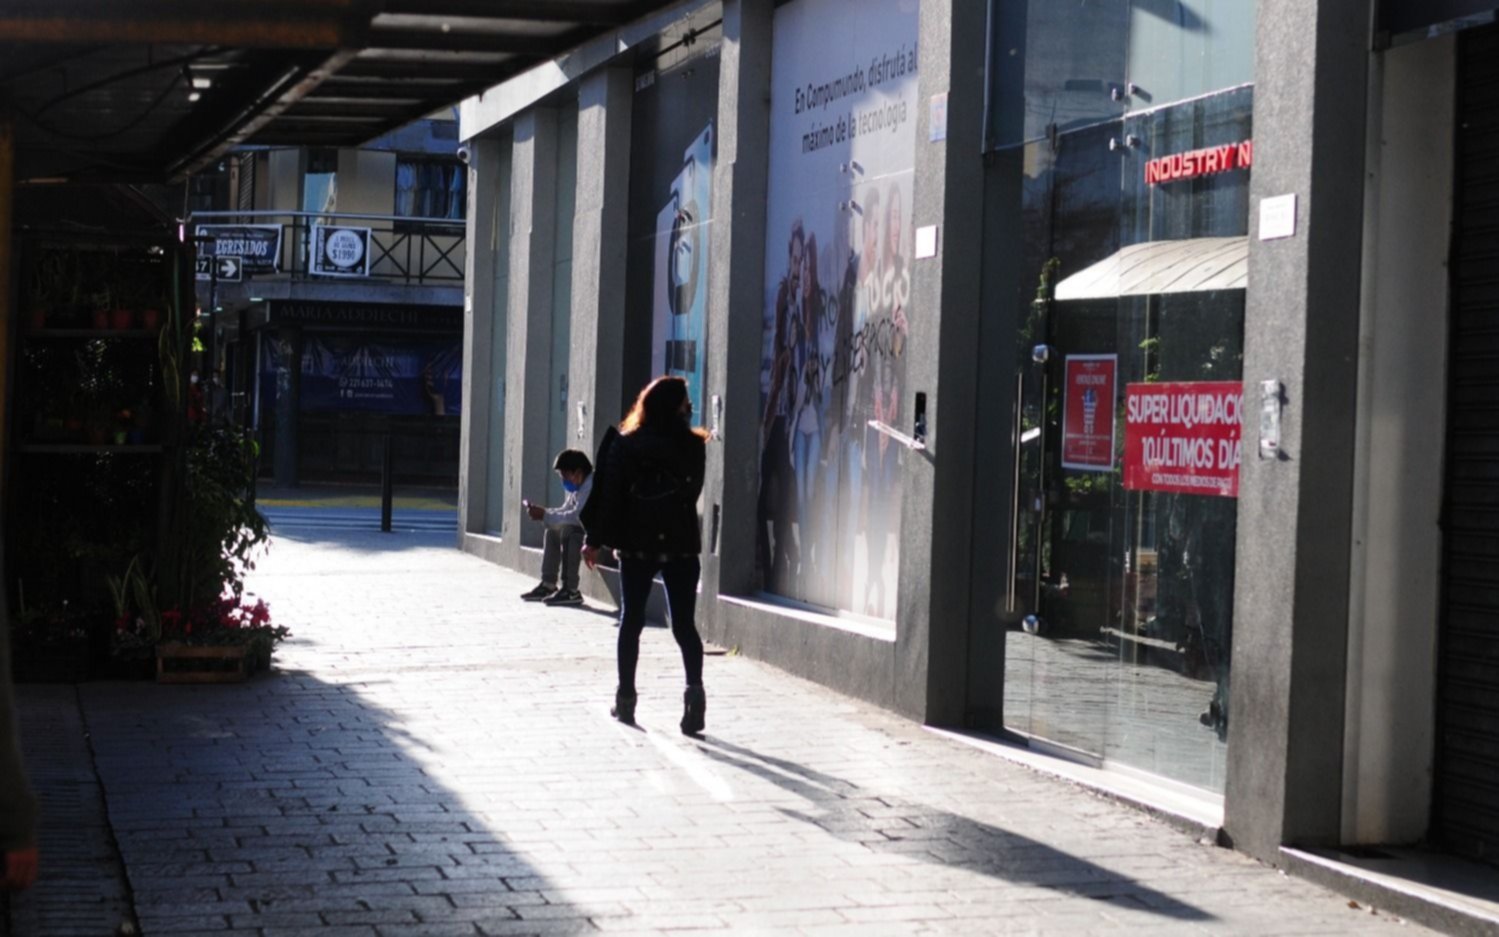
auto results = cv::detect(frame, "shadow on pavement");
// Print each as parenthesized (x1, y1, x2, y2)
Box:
(692, 736, 1216, 923)
(76, 673, 576, 935)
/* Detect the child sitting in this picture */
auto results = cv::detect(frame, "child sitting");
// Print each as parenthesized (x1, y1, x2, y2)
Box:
(519, 449, 593, 606)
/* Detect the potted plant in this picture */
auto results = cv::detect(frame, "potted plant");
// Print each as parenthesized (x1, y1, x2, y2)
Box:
(10, 594, 91, 683)
(154, 596, 287, 682)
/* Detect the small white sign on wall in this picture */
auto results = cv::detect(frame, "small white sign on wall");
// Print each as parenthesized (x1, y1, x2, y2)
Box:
(915, 224, 939, 259)
(929, 92, 948, 142)
(1259, 193, 1297, 241)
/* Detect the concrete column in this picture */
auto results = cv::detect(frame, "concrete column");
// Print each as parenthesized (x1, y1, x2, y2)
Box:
(272, 324, 303, 488)
(889, 0, 989, 724)
(0, 113, 12, 483)
(497, 109, 559, 566)
(702, 0, 773, 602)
(459, 137, 502, 540)
(1224, 0, 1373, 858)
(570, 69, 633, 453)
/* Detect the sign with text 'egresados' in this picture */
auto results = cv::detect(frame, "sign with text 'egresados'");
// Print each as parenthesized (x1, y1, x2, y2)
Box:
(1123, 381, 1243, 498)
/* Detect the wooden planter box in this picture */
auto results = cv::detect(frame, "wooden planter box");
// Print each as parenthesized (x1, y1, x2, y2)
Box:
(155, 642, 248, 684)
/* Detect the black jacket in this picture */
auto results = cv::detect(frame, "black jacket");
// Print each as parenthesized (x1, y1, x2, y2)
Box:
(581, 424, 706, 557)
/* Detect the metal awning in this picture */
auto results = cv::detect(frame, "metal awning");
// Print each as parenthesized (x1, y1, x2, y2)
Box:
(0, 0, 681, 184)
(1053, 236, 1249, 301)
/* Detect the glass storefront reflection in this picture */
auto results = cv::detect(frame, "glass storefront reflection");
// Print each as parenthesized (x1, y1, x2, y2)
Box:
(997, 71, 1252, 791)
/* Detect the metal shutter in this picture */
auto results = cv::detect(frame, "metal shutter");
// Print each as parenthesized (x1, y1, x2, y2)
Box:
(1436, 21, 1499, 865)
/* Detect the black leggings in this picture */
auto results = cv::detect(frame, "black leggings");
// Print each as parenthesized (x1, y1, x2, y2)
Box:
(617, 556, 704, 693)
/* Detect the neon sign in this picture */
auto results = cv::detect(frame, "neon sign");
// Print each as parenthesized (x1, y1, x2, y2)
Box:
(1145, 140, 1253, 186)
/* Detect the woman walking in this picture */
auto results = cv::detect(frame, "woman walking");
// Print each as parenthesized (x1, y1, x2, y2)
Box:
(581, 376, 709, 735)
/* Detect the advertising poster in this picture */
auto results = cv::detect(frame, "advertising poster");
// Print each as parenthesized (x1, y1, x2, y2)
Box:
(625, 45, 720, 421)
(1122, 381, 1243, 498)
(310, 225, 373, 278)
(262, 336, 462, 417)
(1061, 354, 1117, 471)
(756, 0, 919, 619)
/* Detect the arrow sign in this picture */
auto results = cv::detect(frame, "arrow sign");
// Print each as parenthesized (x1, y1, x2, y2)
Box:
(215, 256, 243, 282)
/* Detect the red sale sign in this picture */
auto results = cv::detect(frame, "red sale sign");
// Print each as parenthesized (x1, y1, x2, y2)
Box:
(1123, 381, 1243, 497)
(1061, 355, 1117, 471)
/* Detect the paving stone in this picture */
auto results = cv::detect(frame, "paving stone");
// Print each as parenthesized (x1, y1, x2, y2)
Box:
(7, 527, 1448, 936)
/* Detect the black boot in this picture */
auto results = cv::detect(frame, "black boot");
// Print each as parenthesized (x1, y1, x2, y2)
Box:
(680, 685, 706, 736)
(611, 688, 637, 725)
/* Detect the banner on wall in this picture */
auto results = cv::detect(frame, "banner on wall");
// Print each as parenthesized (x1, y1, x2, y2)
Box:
(755, 0, 919, 619)
(626, 46, 721, 422)
(651, 124, 713, 413)
(195, 224, 282, 274)
(1122, 381, 1243, 497)
(262, 335, 462, 416)
(1061, 355, 1117, 472)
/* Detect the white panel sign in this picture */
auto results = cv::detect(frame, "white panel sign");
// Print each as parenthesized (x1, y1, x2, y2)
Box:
(311, 225, 373, 277)
(1259, 194, 1297, 241)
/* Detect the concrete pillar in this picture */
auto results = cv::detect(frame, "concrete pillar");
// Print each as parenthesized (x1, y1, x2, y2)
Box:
(459, 137, 503, 540)
(0, 114, 12, 483)
(496, 109, 559, 565)
(890, 0, 989, 724)
(1225, 0, 1372, 858)
(702, 0, 774, 601)
(272, 324, 303, 488)
(570, 69, 633, 453)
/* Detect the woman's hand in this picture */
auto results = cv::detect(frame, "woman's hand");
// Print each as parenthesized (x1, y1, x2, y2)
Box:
(2, 845, 38, 891)
(582, 545, 600, 570)
(526, 503, 545, 521)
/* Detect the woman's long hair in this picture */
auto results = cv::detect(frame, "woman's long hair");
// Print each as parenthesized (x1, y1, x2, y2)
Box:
(620, 376, 709, 439)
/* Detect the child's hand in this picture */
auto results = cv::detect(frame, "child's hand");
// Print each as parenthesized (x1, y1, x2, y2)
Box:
(2, 846, 38, 891)
(526, 504, 545, 521)
(582, 546, 599, 570)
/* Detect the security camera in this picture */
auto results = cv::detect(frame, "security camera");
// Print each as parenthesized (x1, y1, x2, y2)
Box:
(456, 144, 472, 164)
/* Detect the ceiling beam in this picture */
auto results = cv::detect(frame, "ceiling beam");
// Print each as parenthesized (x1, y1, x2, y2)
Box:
(0, 4, 365, 49)
(375, 1, 635, 26)
(362, 28, 565, 55)
(337, 60, 514, 82)
(170, 49, 358, 180)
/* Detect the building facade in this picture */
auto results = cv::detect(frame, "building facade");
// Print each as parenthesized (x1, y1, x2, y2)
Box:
(454, 0, 1499, 892)
(192, 118, 467, 487)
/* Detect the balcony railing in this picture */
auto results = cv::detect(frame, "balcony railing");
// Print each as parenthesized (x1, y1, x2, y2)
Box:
(187, 210, 465, 288)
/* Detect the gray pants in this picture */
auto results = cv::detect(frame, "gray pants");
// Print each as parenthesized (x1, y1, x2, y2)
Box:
(540, 524, 583, 592)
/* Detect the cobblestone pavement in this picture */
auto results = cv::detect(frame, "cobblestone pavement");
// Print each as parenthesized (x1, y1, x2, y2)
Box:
(14, 527, 1440, 935)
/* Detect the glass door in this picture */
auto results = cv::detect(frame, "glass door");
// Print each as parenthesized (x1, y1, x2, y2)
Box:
(1003, 119, 1127, 761)
(1002, 85, 1253, 792)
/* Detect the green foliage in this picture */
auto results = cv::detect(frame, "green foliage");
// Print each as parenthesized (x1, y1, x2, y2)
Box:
(176, 424, 268, 611)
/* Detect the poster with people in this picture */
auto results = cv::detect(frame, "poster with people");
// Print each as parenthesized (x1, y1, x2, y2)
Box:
(757, 0, 918, 619)
(626, 44, 721, 424)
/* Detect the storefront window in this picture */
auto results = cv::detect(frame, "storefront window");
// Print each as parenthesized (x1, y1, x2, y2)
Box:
(987, 1, 1129, 149)
(995, 36, 1253, 789)
(754, 0, 918, 622)
(1124, 1, 1255, 113)
(985, 1, 1256, 150)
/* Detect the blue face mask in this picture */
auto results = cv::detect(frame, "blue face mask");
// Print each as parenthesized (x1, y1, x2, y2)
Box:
(562, 479, 579, 493)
